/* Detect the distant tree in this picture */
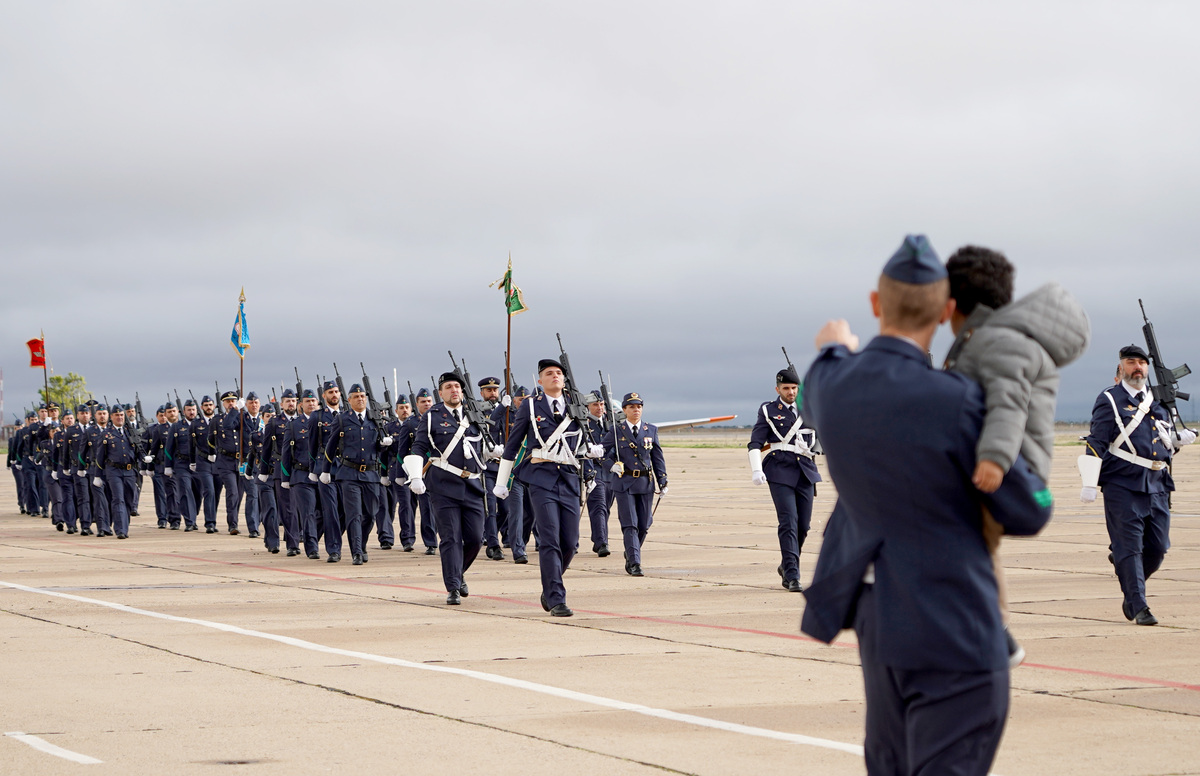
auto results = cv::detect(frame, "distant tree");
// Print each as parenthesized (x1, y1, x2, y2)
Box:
(39, 372, 90, 413)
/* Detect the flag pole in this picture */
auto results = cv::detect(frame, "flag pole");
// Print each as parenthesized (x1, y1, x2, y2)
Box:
(504, 255, 513, 438)
(41, 329, 50, 407)
(237, 289, 245, 472)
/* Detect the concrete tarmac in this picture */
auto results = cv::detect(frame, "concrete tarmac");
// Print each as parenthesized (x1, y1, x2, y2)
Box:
(2, 445, 1198, 775)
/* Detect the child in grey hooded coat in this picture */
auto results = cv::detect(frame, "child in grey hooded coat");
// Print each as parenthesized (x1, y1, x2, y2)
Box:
(943, 246, 1091, 662)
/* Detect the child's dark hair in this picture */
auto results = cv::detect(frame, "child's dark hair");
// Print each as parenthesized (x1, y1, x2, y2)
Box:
(945, 246, 1014, 315)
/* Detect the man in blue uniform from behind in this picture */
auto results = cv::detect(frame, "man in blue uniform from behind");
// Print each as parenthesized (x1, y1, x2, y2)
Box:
(748, 366, 822, 592)
(801, 235, 1054, 776)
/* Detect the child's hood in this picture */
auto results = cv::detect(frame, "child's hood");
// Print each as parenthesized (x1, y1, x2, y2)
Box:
(987, 282, 1091, 368)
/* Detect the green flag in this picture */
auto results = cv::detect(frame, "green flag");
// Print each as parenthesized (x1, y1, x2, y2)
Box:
(490, 256, 529, 316)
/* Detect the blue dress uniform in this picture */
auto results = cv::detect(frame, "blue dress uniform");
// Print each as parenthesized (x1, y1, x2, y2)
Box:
(261, 396, 302, 556)
(14, 416, 44, 515)
(1081, 344, 1191, 624)
(65, 407, 93, 533)
(584, 401, 614, 555)
(475, 377, 505, 559)
(6, 424, 23, 514)
(396, 389, 439, 553)
(405, 384, 487, 603)
(488, 389, 532, 561)
(191, 401, 219, 531)
(601, 393, 667, 575)
(748, 369, 823, 591)
(51, 419, 78, 531)
(281, 397, 325, 559)
(213, 392, 255, 534)
(319, 387, 390, 565)
(497, 364, 595, 615)
(165, 405, 199, 530)
(800, 237, 1054, 776)
(383, 406, 414, 551)
(84, 408, 114, 536)
(148, 410, 176, 528)
(247, 406, 276, 542)
(311, 383, 346, 557)
(94, 421, 139, 538)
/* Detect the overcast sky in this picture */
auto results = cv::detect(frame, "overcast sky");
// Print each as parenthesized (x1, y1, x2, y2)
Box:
(2, 2, 1198, 424)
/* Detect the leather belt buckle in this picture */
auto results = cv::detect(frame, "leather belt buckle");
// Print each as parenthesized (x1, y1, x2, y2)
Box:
(631, 469, 641, 478)
(125, 464, 132, 470)
(459, 470, 470, 479)
(357, 464, 369, 473)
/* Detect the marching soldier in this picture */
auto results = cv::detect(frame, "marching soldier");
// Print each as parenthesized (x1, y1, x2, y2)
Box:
(213, 390, 252, 535)
(241, 392, 265, 537)
(319, 383, 393, 566)
(405, 373, 488, 604)
(1082, 344, 1197, 624)
(495, 359, 604, 616)
(281, 388, 323, 559)
(147, 406, 175, 528)
(94, 407, 138, 539)
(747, 366, 822, 592)
(122, 404, 142, 513)
(192, 396, 220, 532)
(385, 395, 416, 551)
(165, 401, 199, 531)
(603, 392, 668, 576)
(397, 387, 439, 555)
(584, 391, 613, 557)
(85, 404, 114, 536)
(50, 408, 78, 532)
(477, 376, 506, 560)
(251, 402, 278, 545)
(488, 385, 532, 563)
(313, 381, 345, 560)
(261, 391, 301, 556)
(66, 405, 93, 534)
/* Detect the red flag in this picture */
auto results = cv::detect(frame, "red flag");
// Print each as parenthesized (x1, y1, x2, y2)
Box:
(27, 337, 46, 368)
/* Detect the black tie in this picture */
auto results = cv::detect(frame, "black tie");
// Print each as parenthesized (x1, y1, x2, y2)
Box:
(1134, 392, 1144, 405)
(552, 401, 562, 423)
(453, 409, 461, 422)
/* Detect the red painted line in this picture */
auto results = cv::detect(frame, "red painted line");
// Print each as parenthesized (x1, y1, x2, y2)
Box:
(5, 530, 1199, 694)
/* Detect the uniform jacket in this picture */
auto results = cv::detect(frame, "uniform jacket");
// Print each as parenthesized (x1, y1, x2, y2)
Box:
(165, 418, 195, 466)
(1084, 384, 1174, 494)
(321, 409, 385, 483)
(280, 412, 322, 485)
(64, 424, 90, 474)
(501, 394, 584, 495)
(411, 402, 486, 499)
(84, 423, 110, 477)
(944, 282, 1090, 481)
(586, 415, 613, 484)
(748, 399, 822, 489)
(602, 421, 667, 495)
(800, 337, 1054, 672)
(259, 413, 295, 480)
(95, 425, 138, 470)
(191, 414, 217, 473)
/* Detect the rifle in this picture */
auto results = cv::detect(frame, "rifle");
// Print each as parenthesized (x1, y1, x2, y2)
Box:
(407, 380, 417, 412)
(554, 334, 595, 505)
(188, 389, 198, 412)
(332, 363, 348, 407)
(448, 352, 496, 455)
(358, 363, 390, 436)
(295, 367, 304, 399)
(174, 389, 183, 413)
(214, 381, 225, 417)
(130, 393, 151, 457)
(381, 376, 395, 419)
(1139, 300, 1192, 433)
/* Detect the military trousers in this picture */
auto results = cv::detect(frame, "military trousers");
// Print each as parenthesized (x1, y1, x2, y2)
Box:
(336, 479, 378, 558)
(105, 469, 137, 537)
(430, 486, 485, 593)
(526, 481, 581, 608)
(613, 490, 653, 565)
(586, 478, 612, 548)
(1103, 483, 1171, 614)
(269, 479, 299, 552)
(768, 479, 815, 583)
(171, 468, 197, 528)
(291, 481, 321, 556)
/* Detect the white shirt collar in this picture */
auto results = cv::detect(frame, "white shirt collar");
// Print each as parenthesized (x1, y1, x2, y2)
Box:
(1122, 381, 1148, 401)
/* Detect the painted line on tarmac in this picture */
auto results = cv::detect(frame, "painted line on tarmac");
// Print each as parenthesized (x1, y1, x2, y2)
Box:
(10, 534, 1200, 694)
(0, 579, 866, 758)
(4, 731, 103, 764)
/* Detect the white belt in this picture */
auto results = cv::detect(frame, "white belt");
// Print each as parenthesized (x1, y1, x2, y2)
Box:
(529, 446, 579, 467)
(1106, 444, 1167, 471)
(430, 458, 481, 479)
(766, 441, 814, 459)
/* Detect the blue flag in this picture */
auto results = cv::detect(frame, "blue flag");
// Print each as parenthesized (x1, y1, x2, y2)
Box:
(230, 289, 250, 359)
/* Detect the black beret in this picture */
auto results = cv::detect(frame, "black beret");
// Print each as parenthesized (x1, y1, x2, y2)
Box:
(1119, 344, 1149, 361)
(538, 358, 564, 374)
(776, 367, 800, 385)
(438, 372, 461, 388)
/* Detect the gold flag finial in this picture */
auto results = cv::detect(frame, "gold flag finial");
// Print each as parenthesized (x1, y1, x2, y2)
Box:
(239, 286, 246, 303)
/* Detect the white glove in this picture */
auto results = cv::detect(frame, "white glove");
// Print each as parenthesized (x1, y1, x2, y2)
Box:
(143, 455, 153, 463)
(140, 470, 150, 477)
(380, 435, 394, 447)
(659, 486, 669, 496)
(493, 483, 509, 500)
(1156, 420, 1174, 451)
(501, 395, 512, 407)
(189, 463, 197, 472)
(402, 454, 425, 482)
(484, 445, 502, 461)
(1080, 486, 1098, 503)
(319, 472, 331, 485)
(409, 477, 426, 495)
(164, 467, 174, 477)
(207, 454, 216, 462)
(1176, 428, 1197, 447)
(586, 479, 597, 495)
(752, 471, 768, 486)
(257, 473, 268, 482)
(235, 398, 246, 410)
(587, 444, 604, 459)
(76, 470, 86, 478)
(610, 462, 625, 476)
(748, 448, 766, 486)
(93, 476, 103, 487)
(281, 481, 290, 489)
(381, 476, 391, 486)
(13, 464, 20, 470)
(308, 472, 318, 482)
(51, 471, 59, 480)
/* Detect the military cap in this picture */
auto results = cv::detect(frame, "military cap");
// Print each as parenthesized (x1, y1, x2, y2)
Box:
(201, 395, 214, 404)
(245, 391, 259, 401)
(322, 380, 337, 393)
(346, 383, 364, 395)
(416, 387, 432, 398)
(582, 391, 602, 404)
(262, 403, 277, 415)
(38, 404, 48, 411)
(47, 401, 59, 409)
(300, 388, 317, 400)
(395, 394, 410, 405)
(183, 398, 197, 408)
(1119, 344, 1150, 361)
(86, 398, 99, 407)
(61, 406, 74, 416)
(776, 366, 800, 385)
(162, 401, 175, 410)
(76, 404, 90, 414)
(477, 376, 501, 389)
(621, 392, 643, 407)
(25, 410, 36, 419)
(538, 358, 565, 374)
(281, 388, 296, 399)
(882, 234, 945, 284)
(438, 372, 461, 388)
(94, 404, 108, 413)
(219, 390, 238, 402)
(511, 385, 530, 398)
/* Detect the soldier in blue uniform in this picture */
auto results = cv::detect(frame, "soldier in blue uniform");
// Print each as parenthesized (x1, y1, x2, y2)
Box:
(602, 393, 668, 576)
(145, 406, 173, 528)
(165, 401, 199, 531)
(13, 412, 43, 516)
(191, 396, 219, 532)
(250, 402, 278, 545)
(747, 366, 822, 592)
(85, 404, 115, 536)
(800, 235, 1054, 776)
(1081, 344, 1197, 625)
(319, 383, 393, 565)
(281, 388, 324, 559)
(94, 408, 139, 539)
(240, 392, 265, 537)
(495, 360, 605, 616)
(384, 395, 416, 551)
(120, 404, 143, 514)
(584, 391, 614, 557)
(489, 385, 532, 563)
(312, 381, 345, 559)
(476, 376, 507, 561)
(405, 373, 488, 604)
(50, 407, 78, 532)
(213, 390, 253, 534)
(396, 387, 439, 555)
(65, 405, 94, 534)
(260, 391, 302, 556)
